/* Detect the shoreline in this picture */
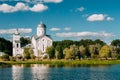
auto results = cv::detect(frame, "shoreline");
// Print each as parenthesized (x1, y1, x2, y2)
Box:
(1, 60, 120, 65)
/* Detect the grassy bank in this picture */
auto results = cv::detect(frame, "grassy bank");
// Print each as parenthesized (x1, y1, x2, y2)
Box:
(1, 60, 120, 66)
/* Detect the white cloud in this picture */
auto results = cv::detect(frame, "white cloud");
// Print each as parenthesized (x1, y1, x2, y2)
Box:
(87, 14, 105, 22)
(50, 28, 61, 31)
(18, 28, 32, 33)
(0, 2, 48, 13)
(64, 27, 71, 31)
(56, 31, 115, 39)
(76, 7, 85, 12)
(106, 17, 114, 21)
(44, 0, 63, 3)
(0, 28, 32, 34)
(29, 4, 48, 12)
(87, 14, 114, 22)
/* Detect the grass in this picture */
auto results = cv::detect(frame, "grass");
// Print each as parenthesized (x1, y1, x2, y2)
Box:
(1, 59, 120, 66)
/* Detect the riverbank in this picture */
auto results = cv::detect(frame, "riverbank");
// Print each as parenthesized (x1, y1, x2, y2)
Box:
(1, 60, 120, 65)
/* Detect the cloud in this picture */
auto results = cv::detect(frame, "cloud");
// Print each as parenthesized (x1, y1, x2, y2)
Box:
(76, 7, 85, 12)
(56, 31, 115, 39)
(1, 0, 63, 3)
(0, 2, 48, 13)
(50, 28, 61, 31)
(87, 14, 105, 22)
(29, 4, 48, 12)
(18, 28, 32, 33)
(64, 27, 71, 31)
(44, 0, 63, 3)
(87, 14, 114, 22)
(0, 28, 32, 34)
(106, 17, 114, 21)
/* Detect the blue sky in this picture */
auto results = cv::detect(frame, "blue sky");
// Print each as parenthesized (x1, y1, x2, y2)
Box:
(0, 0, 120, 43)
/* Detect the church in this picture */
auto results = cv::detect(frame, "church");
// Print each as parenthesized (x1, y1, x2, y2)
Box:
(31, 22, 53, 57)
(12, 22, 53, 57)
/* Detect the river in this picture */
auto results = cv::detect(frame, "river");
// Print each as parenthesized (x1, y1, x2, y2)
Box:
(0, 64, 120, 80)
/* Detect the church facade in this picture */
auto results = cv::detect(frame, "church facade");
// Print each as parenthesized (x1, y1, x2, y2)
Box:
(12, 22, 52, 57)
(31, 22, 52, 57)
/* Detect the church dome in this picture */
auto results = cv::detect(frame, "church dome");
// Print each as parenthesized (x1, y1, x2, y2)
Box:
(38, 21, 46, 29)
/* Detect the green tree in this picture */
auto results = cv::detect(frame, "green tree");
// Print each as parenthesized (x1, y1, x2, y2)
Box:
(109, 45, 117, 58)
(23, 48, 34, 59)
(55, 45, 63, 59)
(20, 37, 31, 47)
(99, 45, 111, 59)
(79, 45, 86, 58)
(63, 48, 72, 59)
(69, 45, 79, 59)
(46, 46, 55, 59)
(1, 54, 9, 61)
(89, 45, 96, 58)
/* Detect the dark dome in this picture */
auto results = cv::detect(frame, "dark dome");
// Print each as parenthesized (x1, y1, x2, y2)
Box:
(38, 22, 46, 28)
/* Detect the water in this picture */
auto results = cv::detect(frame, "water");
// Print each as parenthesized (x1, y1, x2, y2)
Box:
(0, 64, 120, 80)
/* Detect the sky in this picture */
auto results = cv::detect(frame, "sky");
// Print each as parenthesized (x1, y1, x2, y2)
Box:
(0, 0, 120, 44)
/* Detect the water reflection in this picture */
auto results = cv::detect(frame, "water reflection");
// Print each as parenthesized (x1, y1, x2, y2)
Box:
(31, 64, 49, 80)
(11, 64, 49, 80)
(0, 64, 120, 80)
(12, 64, 24, 80)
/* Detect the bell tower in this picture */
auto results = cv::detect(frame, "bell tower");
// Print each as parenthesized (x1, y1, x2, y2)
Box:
(12, 29, 22, 57)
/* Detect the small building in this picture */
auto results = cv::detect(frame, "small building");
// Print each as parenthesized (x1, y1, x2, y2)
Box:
(31, 22, 52, 57)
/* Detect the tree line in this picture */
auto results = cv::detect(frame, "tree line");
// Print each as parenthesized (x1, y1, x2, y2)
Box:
(46, 39, 120, 60)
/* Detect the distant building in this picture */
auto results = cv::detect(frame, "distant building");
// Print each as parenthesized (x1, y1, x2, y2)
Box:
(31, 22, 52, 57)
(12, 29, 22, 57)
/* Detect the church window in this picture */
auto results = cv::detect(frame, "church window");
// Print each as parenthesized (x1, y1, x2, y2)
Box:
(17, 44, 19, 48)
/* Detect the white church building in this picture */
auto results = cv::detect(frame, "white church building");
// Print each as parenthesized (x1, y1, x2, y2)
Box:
(31, 22, 52, 57)
(12, 22, 52, 57)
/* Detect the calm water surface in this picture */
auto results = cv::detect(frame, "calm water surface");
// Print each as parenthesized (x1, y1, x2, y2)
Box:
(0, 64, 120, 80)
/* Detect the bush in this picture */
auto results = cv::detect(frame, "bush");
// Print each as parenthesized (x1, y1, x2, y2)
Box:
(1, 54, 9, 61)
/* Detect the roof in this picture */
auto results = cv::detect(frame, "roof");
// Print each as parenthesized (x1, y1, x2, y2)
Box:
(32, 35, 52, 40)
(38, 21, 46, 28)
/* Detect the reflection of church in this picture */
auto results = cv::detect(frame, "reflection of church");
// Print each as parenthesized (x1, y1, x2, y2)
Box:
(12, 22, 52, 57)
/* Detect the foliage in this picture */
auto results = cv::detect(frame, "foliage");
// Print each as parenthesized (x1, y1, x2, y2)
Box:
(99, 45, 111, 59)
(55, 45, 63, 59)
(23, 48, 34, 59)
(46, 46, 55, 59)
(20, 37, 31, 47)
(1, 54, 9, 61)
(0, 37, 12, 55)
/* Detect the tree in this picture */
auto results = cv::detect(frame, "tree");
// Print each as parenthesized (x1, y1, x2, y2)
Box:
(46, 46, 55, 59)
(79, 45, 86, 58)
(111, 39, 120, 48)
(1, 54, 9, 61)
(55, 45, 63, 59)
(20, 37, 31, 47)
(99, 45, 110, 59)
(23, 48, 34, 59)
(63, 48, 72, 59)
(89, 45, 96, 58)
(109, 45, 117, 58)
(69, 45, 79, 59)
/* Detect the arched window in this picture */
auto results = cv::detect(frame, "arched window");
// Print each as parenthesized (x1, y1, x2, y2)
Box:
(17, 43, 19, 48)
